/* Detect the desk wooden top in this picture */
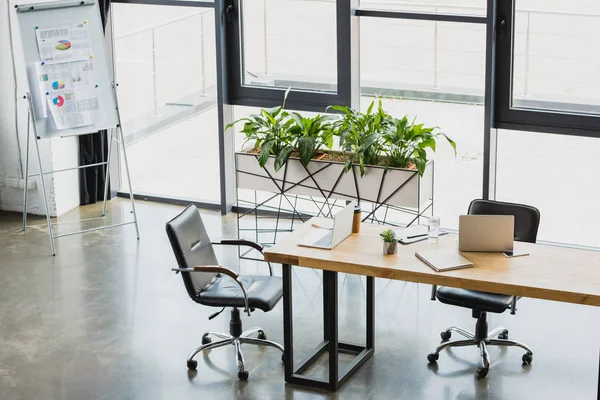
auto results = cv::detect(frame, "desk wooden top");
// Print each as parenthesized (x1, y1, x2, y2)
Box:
(264, 219, 600, 307)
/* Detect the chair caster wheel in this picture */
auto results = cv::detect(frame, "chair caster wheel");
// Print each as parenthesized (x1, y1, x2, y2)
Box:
(238, 371, 249, 381)
(440, 330, 452, 341)
(427, 353, 439, 363)
(476, 366, 489, 378)
(202, 334, 212, 345)
(257, 330, 267, 340)
(498, 330, 509, 340)
(187, 359, 198, 370)
(522, 353, 533, 365)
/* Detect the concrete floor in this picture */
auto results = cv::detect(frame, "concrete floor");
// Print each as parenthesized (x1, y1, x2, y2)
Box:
(0, 199, 598, 400)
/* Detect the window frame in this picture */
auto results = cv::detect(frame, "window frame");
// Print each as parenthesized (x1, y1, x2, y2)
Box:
(224, 0, 354, 112)
(494, 0, 600, 138)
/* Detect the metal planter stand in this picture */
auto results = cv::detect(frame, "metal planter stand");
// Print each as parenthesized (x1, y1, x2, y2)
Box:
(235, 153, 434, 259)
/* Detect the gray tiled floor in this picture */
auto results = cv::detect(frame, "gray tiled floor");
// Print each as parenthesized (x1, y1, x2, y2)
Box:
(0, 199, 598, 400)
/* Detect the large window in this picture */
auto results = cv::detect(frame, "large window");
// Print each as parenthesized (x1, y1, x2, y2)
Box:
(240, 0, 338, 93)
(496, 0, 600, 135)
(227, 0, 352, 111)
(113, 4, 221, 203)
(511, 1, 600, 114)
(108, 0, 600, 250)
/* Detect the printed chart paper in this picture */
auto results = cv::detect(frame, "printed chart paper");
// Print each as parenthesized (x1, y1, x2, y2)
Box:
(35, 60, 97, 117)
(35, 22, 92, 65)
(46, 92, 99, 129)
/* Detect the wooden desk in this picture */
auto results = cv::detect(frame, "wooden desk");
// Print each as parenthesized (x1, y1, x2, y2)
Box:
(264, 219, 600, 391)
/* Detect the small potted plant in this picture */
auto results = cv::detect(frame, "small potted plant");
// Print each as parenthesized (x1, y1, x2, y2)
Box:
(380, 229, 398, 255)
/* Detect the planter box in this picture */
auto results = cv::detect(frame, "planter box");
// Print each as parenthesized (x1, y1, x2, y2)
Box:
(235, 151, 433, 209)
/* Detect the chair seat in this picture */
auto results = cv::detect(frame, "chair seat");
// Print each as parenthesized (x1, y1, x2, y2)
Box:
(436, 286, 513, 313)
(197, 275, 283, 312)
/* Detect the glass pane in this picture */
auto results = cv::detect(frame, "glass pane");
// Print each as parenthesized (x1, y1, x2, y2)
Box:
(241, 0, 337, 93)
(359, 0, 486, 17)
(512, 1, 600, 114)
(361, 18, 486, 98)
(360, 18, 486, 230)
(496, 129, 600, 247)
(113, 4, 221, 203)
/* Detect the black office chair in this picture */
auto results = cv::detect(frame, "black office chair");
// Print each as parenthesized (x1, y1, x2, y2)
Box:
(165, 205, 284, 381)
(427, 199, 540, 378)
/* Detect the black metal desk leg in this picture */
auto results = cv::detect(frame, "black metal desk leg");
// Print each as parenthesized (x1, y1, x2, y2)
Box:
(283, 269, 374, 391)
(323, 270, 339, 387)
(366, 276, 375, 350)
(282, 263, 293, 379)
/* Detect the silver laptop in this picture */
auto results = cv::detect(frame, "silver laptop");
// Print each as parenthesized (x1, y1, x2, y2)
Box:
(298, 202, 355, 250)
(459, 215, 514, 252)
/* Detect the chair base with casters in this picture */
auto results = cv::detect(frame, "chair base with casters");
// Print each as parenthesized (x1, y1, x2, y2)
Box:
(427, 309, 533, 378)
(186, 307, 284, 381)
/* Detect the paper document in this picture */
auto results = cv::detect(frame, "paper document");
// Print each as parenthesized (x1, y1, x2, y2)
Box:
(35, 22, 92, 65)
(35, 60, 97, 117)
(46, 92, 99, 129)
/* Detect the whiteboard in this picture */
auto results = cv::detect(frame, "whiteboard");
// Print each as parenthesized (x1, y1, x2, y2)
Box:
(16, 0, 118, 139)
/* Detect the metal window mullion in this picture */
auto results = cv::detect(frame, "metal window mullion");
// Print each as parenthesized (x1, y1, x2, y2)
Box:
(355, 8, 487, 24)
(482, 0, 498, 200)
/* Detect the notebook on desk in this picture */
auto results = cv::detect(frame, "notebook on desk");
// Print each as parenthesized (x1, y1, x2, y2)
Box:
(415, 248, 474, 272)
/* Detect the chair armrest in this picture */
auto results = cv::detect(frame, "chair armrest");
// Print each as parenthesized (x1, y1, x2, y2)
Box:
(510, 296, 518, 315)
(170, 265, 250, 315)
(213, 239, 273, 276)
(430, 285, 437, 301)
(217, 239, 264, 253)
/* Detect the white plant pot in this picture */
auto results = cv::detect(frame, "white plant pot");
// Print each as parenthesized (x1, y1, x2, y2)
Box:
(235, 151, 433, 209)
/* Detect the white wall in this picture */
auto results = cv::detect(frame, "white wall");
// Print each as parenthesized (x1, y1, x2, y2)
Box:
(0, 0, 79, 216)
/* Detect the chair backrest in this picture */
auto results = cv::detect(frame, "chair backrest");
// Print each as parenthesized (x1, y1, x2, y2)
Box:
(467, 199, 540, 243)
(165, 204, 220, 299)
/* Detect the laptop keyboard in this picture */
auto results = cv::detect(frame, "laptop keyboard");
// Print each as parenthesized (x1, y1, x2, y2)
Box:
(314, 231, 333, 248)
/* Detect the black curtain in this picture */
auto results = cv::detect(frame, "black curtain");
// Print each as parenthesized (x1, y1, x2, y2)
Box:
(79, 0, 112, 205)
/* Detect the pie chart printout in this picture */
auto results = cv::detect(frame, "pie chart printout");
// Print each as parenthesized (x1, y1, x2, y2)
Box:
(52, 80, 65, 90)
(55, 40, 71, 51)
(53, 95, 65, 107)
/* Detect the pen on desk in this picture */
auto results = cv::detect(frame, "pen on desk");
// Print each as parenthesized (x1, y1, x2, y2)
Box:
(407, 233, 428, 239)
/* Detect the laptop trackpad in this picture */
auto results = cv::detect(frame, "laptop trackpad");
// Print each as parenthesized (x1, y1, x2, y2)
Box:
(299, 229, 329, 246)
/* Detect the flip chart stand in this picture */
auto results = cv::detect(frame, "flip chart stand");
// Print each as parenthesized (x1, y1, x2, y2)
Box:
(22, 83, 140, 256)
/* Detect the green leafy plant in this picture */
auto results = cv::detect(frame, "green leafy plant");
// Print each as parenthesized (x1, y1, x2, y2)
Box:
(380, 228, 397, 243)
(328, 99, 394, 176)
(289, 113, 335, 166)
(381, 116, 457, 176)
(225, 89, 294, 171)
(228, 92, 456, 177)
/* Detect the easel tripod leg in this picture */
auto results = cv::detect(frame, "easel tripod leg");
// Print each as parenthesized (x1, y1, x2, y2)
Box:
(101, 130, 114, 217)
(34, 137, 56, 256)
(112, 82, 139, 239)
(118, 127, 139, 239)
(22, 114, 31, 231)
